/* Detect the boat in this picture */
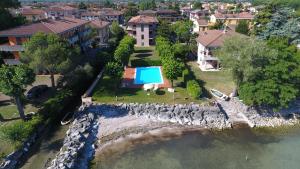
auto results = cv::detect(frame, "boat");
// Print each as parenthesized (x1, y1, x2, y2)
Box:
(210, 89, 230, 101)
(61, 112, 74, 125)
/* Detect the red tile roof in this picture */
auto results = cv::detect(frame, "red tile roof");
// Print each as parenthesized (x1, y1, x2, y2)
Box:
(89, 20, 110, 29)
(197, 19, 208, 26)
(20, 8, 45, 15)
(196, 30, 241, 47)
(128, 15, 158, 24)
(214, 12, 254, 19)
(0, 17, 89, 37)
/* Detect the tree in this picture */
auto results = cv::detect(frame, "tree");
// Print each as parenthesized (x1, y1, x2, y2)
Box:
(187, 80, 202, 99)
(163, 59, 184, 87)
(173, 43, 188, 60)
(215, 35, 275, 96)
(139, 0, 156, 10)
(172, 20, 193, 43)
(157, 20, 173, 41)
(0, 0, 25, 31)
(236, 20, 249, 35)
(209, 20, 224, 30)
(114, 35, 135, 66)
(110, 21, 125, 41)
(105, 62, 123, 93)
(21, 33, 80, 88)
(78, 2, 87, 10)
(192, 2, 203, 9)
(124, 4, 139, 22)
(0, 65, 35, 120)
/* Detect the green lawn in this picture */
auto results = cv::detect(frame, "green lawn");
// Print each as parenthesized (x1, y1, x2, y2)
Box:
(92, 76, 206, 104)
(129, 47, 161, 67)
(187, 62, 235, 96)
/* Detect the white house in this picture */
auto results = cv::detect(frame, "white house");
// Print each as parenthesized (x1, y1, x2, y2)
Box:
(196, 29, 241, 71)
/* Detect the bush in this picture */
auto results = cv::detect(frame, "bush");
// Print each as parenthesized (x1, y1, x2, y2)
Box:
(0, 115, 42, 149)
(187, 80, 202, 99)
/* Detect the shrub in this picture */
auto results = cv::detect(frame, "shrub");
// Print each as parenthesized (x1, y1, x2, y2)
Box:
(0, 115, 42, 149)
(187, 80, 202, 99)
(131, 59, 161, 67)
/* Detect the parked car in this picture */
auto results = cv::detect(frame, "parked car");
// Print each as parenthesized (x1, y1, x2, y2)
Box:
(26, 85, 49, 99)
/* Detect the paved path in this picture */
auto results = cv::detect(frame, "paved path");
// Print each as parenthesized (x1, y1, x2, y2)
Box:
(217, 99, 254, 127)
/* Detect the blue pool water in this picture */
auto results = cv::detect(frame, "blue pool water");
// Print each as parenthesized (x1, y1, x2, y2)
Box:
(134, 67, 163, 84)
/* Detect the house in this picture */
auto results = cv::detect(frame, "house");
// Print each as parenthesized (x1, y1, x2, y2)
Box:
(99, 8, 124, 24)
(189, 9, 210, 22)
(180, 6, 192, 17)
(19, 8, 46, 22)
(210, 12, 254, 25)
(193, 19, 209, 33)
(138, 10, 157, 17)
(127, 15, 158, 47)
(156, 9, 182, 23)
(44, 6, 78, 18)
(196, 29, 241, 71)
(89, 20, 110, 46)
(0, 17, 92, 59)
(81, 11, 100, 21)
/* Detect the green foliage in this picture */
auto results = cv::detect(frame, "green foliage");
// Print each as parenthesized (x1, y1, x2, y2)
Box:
(0, 65, 35, 97)
(173, 43, 188, 60)
(138, 0, 156, 10)
(124, 3, 139, 22)
(209, 20, 224, 30)
(78, 2, 87, 9)
(235, 20, 249, 35)
(187, 80, 202, 99)
(110, 21, 125, 41)
(192, 2, 203, 9)
(172, 20, 193, 43)
(156, 20, 173, 40)
(21, 33, 81, 87)
(0, 1, 26, 31)
(163, 59, 184, 87)
(256, 7, 300, 44)
(114, 35, 135, 66)
(0, 115, 42, 149)
(131, 59, 161, 67)
(217, 35, 300, 109)
(105, 62, 123, 79)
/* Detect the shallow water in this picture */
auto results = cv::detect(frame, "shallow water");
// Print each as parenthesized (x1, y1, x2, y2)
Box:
(92, 127, 300, 169)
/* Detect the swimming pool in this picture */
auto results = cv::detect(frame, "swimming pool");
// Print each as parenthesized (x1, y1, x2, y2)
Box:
(134, 67, 163, 84)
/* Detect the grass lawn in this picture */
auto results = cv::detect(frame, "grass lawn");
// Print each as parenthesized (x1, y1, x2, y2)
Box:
(187, 62, 235, 97)
(129, 46, 161, 67)
(92, 76, 206, 104)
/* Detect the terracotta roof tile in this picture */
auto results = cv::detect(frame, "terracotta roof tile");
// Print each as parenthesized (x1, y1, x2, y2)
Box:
(214, 12, 254, 19)
(196, 30, 241, 47)
(89, 20, 110, 29)
(197, 19, 208, 26)
(128, 15, 158, 24)
(21, 8, 45, 15)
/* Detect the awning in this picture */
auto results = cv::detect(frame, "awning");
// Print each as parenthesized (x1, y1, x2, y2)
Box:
(0, 45, 24, 52)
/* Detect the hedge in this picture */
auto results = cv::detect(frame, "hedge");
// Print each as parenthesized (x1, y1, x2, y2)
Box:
(131, 59, 162, 67)
(187, 80, 202, 99)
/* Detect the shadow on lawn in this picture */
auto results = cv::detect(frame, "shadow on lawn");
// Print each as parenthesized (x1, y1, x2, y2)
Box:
(186, 64, 212, 99)
(134, 53, 153, 58)
(134, 49, 152, 53)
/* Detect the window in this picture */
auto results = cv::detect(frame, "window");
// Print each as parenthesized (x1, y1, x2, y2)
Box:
(141, 35, 144, 40)
(141, 24, 144, 32)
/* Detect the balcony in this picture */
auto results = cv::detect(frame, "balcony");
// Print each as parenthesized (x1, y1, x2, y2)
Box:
(0, 44, 24, 52)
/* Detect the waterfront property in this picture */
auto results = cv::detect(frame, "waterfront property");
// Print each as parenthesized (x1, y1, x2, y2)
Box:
(127, 15, 158, 47)
(196, 29, 241, 71)
(0, 17, 92, 59)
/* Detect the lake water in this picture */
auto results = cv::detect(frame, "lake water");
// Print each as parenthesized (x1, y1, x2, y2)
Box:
(92, 127, 300, 169)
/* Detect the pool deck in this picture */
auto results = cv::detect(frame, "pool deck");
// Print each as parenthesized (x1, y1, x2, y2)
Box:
(122, 67, 171, 88)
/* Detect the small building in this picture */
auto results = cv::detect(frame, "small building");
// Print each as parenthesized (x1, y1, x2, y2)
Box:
(81, 11, 100, 21)
(19, 8, 46, 22)
(44, 6, 78, 18)
(210, 12, 254, 25)
(99, 8, 124, 24)
(193, 19, 209, 33)
(0, 17, 92, 59)
(127, 15, 158, 47)
(89, 20, 110, 46)
(156, 9, 182, 23)
(196, 29, 241, 71)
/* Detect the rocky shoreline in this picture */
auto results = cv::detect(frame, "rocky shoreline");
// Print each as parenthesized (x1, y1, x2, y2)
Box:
(45, 101, 300, 169)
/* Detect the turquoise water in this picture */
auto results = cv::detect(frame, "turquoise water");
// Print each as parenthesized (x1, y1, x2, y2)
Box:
(92, 127, 300, 169)
(134, 67, 163, 85)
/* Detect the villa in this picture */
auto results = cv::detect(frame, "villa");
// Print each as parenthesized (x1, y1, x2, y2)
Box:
(0, 17, 92, 59)
(196, 29, 241, 71)
(210, 12, 254, 25)
(127, 15, 158, 47)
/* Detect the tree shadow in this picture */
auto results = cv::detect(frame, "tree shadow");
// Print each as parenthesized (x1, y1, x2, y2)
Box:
(155, 89, 165, 95)
(134, 53, 153, 58)
(134, 50, 152, 53)
(186, 63, 211, 99)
